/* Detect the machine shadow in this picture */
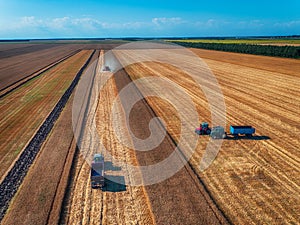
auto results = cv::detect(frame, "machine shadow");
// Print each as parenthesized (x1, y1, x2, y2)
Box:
(103, 175, 127, 192)
(104, 161, 122, 171)
(225, 135, 270, 140)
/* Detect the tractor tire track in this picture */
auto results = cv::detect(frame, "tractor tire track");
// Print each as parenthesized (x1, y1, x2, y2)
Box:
(116, 49, 300, 225)
(112, 51, 229, 225)
(61, 50, 155, 225)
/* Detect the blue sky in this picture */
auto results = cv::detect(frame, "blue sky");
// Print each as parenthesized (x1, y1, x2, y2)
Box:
(0, 0, 300, 38)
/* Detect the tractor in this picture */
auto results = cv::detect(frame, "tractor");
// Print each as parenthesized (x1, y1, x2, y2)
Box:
(196, 123, 255, 139)
(195, 122, 211, 135)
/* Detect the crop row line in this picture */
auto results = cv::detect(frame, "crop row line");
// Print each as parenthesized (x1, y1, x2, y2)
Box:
(112, 51, 231, 225)
(0, 49, 81, 99)
(0, 50, 96, 221)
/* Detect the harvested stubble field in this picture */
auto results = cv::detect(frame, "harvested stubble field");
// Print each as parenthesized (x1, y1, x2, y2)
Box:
(114, 48, 300, 224)
(62, 50, 227, 224)
(61, 51, 155, 225)
(0, 50, 92, 181)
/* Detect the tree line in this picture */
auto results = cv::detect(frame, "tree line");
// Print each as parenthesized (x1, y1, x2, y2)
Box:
(171, 42, 300, 59)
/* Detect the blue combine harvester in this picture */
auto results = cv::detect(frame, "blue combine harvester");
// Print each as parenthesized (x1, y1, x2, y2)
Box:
(91, 154, 105, 189)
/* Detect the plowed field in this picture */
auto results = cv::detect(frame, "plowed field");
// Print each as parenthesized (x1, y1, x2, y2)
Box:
(0, 43, 121, 91)
(0, 50, 92, 180)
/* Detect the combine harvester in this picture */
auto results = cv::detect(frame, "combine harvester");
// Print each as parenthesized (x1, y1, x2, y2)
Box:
(102, 66, 111, 72)
(195, 122, 255, 139)
(91, 154, 105, 189)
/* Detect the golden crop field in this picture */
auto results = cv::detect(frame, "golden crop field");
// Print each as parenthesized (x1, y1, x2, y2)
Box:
(114, 48, 300, 225)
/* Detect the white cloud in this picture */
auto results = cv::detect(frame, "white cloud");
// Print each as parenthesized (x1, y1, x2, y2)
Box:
(20, 16, 36, 25)
(4, 16, 148, 32)
(17, 16, 44, 28)
(1, 16, 300, 38)
(71, 18, 102, 31)
(274, 20, 300, 28)
(152, 17, 184, 26)
(123, 21, 147, 29)
(47, 17, 70, 30)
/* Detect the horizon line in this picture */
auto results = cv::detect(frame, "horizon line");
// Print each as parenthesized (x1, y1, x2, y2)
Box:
(1, 35, 300, 42)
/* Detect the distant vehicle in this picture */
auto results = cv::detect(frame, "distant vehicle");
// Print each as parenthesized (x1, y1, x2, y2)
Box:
(195, 122, 211, 135)
(102, 66, 111, 72)
(196, 123, 255, 139)
(91, 154, 105, 189)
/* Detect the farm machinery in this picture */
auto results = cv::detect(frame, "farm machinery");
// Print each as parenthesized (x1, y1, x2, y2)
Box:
(195, 122, 211, 135)
(195, 122, 255, 139)
(102, 66, 111, 72)
(91, 153, 105, 189)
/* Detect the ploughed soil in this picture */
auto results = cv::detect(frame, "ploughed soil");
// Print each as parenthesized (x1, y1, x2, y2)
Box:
(0, 50, 92, 180)
(0, 43, 120, 91)
(1, 50, 99, 225)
